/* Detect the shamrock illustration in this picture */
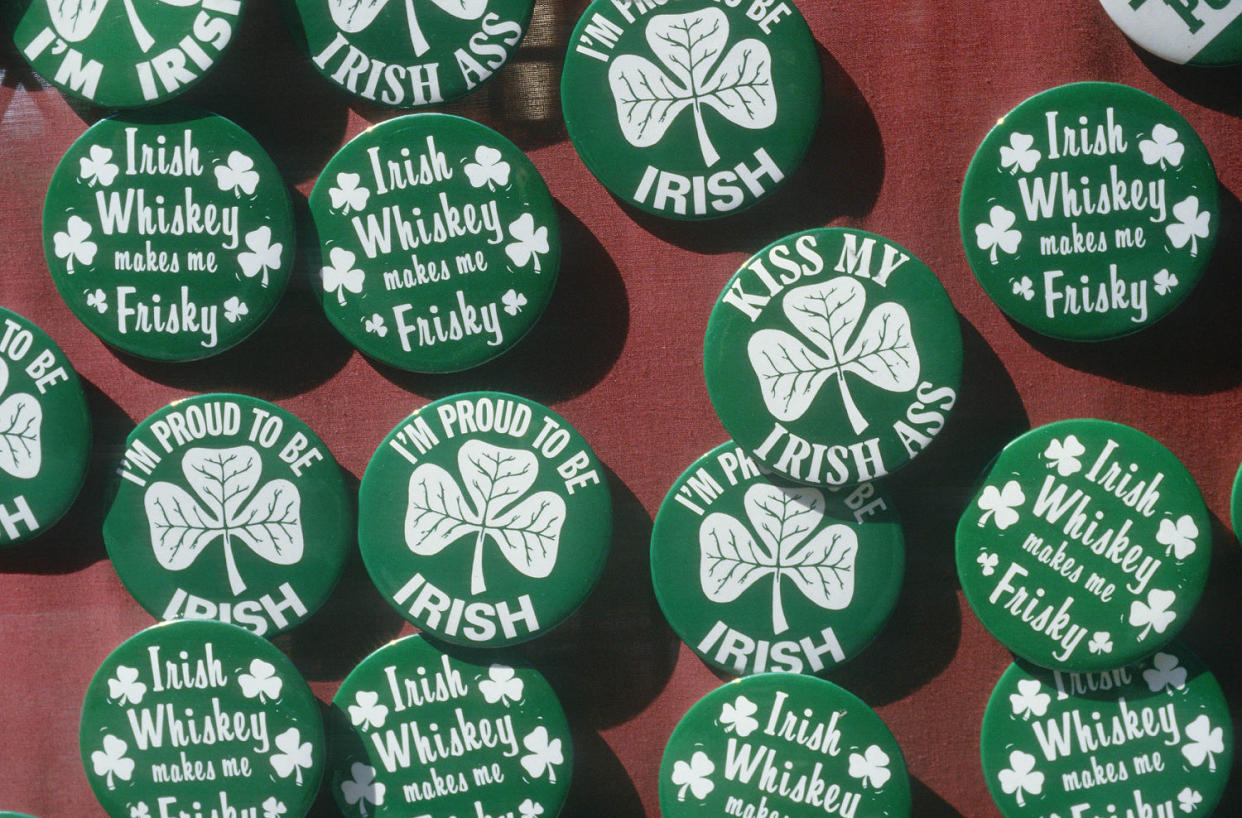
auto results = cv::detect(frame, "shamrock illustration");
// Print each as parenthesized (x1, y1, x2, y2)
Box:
(1130, 588, 1177, 640)
(505, 213, 550, 272)
(328, 171, 370, 214)
(53, 215, 98, 273)
(51, 0, 160, 51)
(86, 288, 108, 314)
(107, 665, 147, 706)
(1166, 195, 1211, 257)
(323, 247, 365, 307)
(347, 689, 389, 730)
(1144, 652, 1188, 693)
(238, 226, 283, 287)
(262, 797, 287, 818)
(215, 151, 260, 197)
(670, 751, 715, 802)
(999, 132, 1041, 174)
(144, 445, 304, 596)
(977, 551, 999, 576)
(79, 145, 119, 187)
(405, 440, 566, 595)
(224, 296, 249, 324)
(518, 799, 544, 818)
(976, 205, 1022, 264)
(520, 726, 564, 783)
(1139, 124, 1185, 169)
(848, 744, 892, 789)
(1011, 276, 1034, 301)
(503, 289, 527, 316)
(1154, 268, 1179, 296)
(239, 658, 283, 702)
(363, 313, 387, 337)
(1088, 631, 1113, 655)
(1043, 435, 1085, 476)
(1182, 714, 1224, 772)
(1179, 787, 1203, 813)
(130, 803, 150, 818)
(341, 762, 385, 816)
(271, 726, 313, 786)
(609, 8, 774, 167)
(1008, 678, 1050, 721)
(91, 734, 135, 790)
(977, 480, 1025, 530)
(1156, 514, 1198, 560)
(328, 0, 486, 58)
(997, 749, 1044, 808)
(479, 664, 524, 706)
(700, 483, 856, 636)
(719, 695, 759, 737)
(464, 145, 511, 190)
(748, 276, 919, 434)
(0, 358, 43, 480)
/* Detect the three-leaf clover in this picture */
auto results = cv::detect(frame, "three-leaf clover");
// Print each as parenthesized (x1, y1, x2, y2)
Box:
(518, 799, 544, 818)
(748, 276, 919, 434)
(1179, 786, 1204, 813)
(464, 145, 511, 190)
(262, 797, 287, 818)
(503, 289, 528, 316)
(520, 726, 564, 783)
(719, 695, 759, 737)
(224, 296, 249, 324)
(1088, 631, 1113, 654)
(700, 483, 857, 635)
(328, 0, 486, 57)
(977, 551, 999, 576)
(977, 480, 1025, 530)
(323, 247, 365, 307)
(91, 734, 135, 790)
(1008, 678, 1050, 720)
(239, 658, 283, 702)
(479, 664, 524, 706)
(1011, 276, 1034, 301)
(130, 803, 150, 818)
(1156, 514, 1199, 560)
(1043, 435, 1085, 476)
(328, 171, 370, 214)
(1182, 714, 1224, 772)
(271, 726, 313, 786)
(505, 214, 550, 272)
(86, 288, 108, 314)
(609, 8, 775, 167)
(348, 689, 389, 730)
(1139, 124, 1185, 169)
(1144, 652, 1188, 693)
(999, 132, 1041, 174)
(53, 215, 98, 273)
(238, 226, 283, 287)
(1130, 588, 1177, 640)
(848, 744, 892, 789)
(405, 440, 566, 595)
(80, 145, 119, 187)
(1154, 268, 1179, 296)
(363, 313, 387, 337)
(51, 0, 162, 51)
(107, 665, 147, 706)
(144, 445, 304, 596)
(976, 205, 1022, 264)
(670, 751, 715, 802)
(341, 762, 385, 816)
(997, 749, 1044, 807)
(0, 358, 43, 480)
(215, 151, 260, 197)
(1167, 195, 1211, 257)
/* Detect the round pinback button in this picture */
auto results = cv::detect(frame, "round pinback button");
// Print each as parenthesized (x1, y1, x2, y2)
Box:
(1099, 0, 1242, 66)
(651, 441, 904, 676)
(660, 673, 911, 816)
(103, 394, 351, 637)
(981, 644, 1232, 818)
(957, 419, 1211, 672)
(561, 0, 821, 220)
(309, 114, 559, 373)
(80, 619, 325, 818)
(4, 0, 244, 108)
(359, 392, 611, 647)
(328, 634, 571, 818)
(705, 228, 962, 487)
(0, 306, 91, 547)
(960, 82, 1219, 341)
(284, 0, 534, 107)
(43, 109, 295, 361)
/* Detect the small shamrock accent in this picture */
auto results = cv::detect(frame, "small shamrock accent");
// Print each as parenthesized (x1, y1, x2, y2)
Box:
(505, 213, 549, 272)
(1144, 652, 1188, 693)
(719, 695, 759, 737)
(86, 288, 108, 314)
(977, 551, 999, 576)
(1000, 132, 1041, 174)
(1011, 276, 1034, 301)
(224, 297, 249, 324)
(1139, 124, 1185, 170)
(262, 797, 287, 818)
(464, 145, 511, 190)
(997, 749, 1044, 808)
(91, 734, 135, 790)
(1182, 714, 1224, 772)
(1156, 514, 1198, 560)
(107, 665, 147, 706)
(129, 802, 150, 818)
(323, 247, 365, 306)
(977, 480, 1025, 530)
(520, 726, 564, 783)
(1154, 268, 1179, 296)
(1178, 786, 1203, 813)
(239, 658, 282, 703)
(479, 664, 524, 706)
(976, 205, 1022, 264)
(80, 144, 119, 187)
(238, 226, 283, 287)
(1043, 434, 1085, 476)
(329, 172, 370, 214)
(1088, 631, 1113, 655)
(848, 744, 892, 788)
(502, 289, 527, 316)
(363, 313, 387, 337)
(1167, 195, 1211, 257)
(670, 751, 715, 802)
(1130, 588, 1177, 640)
(518, 799, 544, 818)
(271, 726, 313, 785)
(215, 151, 260, 197)
(1008, 678, 1050, 720)
(341, 762, 385, 816)
(348, 689, 389, 731)
(54, 215, 98, 273)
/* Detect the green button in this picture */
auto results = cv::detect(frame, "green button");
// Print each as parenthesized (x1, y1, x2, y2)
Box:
(956, 419, 1211, 672)
(561, 0, 821, 220)
(960, 82, 1218, 341)
(651, 441, 904, 676)
(981, 644, 1231, 817)
(309, 114, 559, 373)
(103, 394, 352, 637)
(359, 392, 611, 646)
(4, 0, 244, 108)
(660, 673, 911, 816)
(0, 306, 91, 546)
(80, 619, 325, 818)
(705, 228, 962, 486)
(327, 634, 571, 818)
(283, 0, 534, 107)
(43, 109, 295, 361)
(1099, 0, 1242, 66)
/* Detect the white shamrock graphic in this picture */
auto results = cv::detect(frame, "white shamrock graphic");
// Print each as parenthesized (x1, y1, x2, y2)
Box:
(1008, 678, 1050, 721)
(328, 0, 486, 57)
(719, 695, 759, 737)
(86, 288, 108, 314)
(1088, 631, 1113, 655)
(1154, 268, 1179, 296)
(503, 289, 527, 316)
(1139, 124, 1185, 170)
(348, 689, 389, 730)
(1011, 276, 1034, 301)
(341, 762, 385, 816)
(1000, 132, 1041, 174)
(977, 551, 999, 576)
(1043, 435, 1085, 476)
(0, 358, 42, 480)
(518, 799, 543, 818)
(748, 276, 918, 434)
(80, 145, 119, 187)
(464, 145, 511, 190)
(130, 803, 150, 818)
(270, 726, 313, 785)
(215, 151, 260, 197)
(1179, 787, 1203, 813)
(479, 664, 524, 706)
(997, 749, 1044, 807)
(520, 726, 564, 783)
(405, 440, 566, 595)
(224, 296, 249, 324)
(1130, 588, 1177, 640)
(609, 8, 775, 167)
(91, 734, 135, 790)
(328, 171, 370, 214)
(1167, 195, 1210, 257)
(976, 205, 1022, 264)
(51, 0, 157, 51)
(107, 665, 147, 706)
(144, 445, 304, 596)
(238, 226, 283, 287)
(239, 658, 283, 702)
(848, 744, 891, 789)
(1156, 514, 1198, 560)
(700, 483, 857, 635)
(364, 313, 387, 337)
(54, 215, 98, 273)
(323, 247, 365, 307)
(262, 797, 287, 818)
(977, 480, 1025, 530)
(505, 214, 550, 272)
(670, 751, 715, 802)
(1182, 714, 1224, 772)
(1144, 652, 1188, 693)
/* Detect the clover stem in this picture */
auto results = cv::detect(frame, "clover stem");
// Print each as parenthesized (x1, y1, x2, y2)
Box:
(405, 0, 431, 58)
(359, 801, 369, 818)
(836, 372, 870, 435)
(693, 103, 720, 168)
(471, 529, 488, 595)
(771, 574, 788, 635)
(989, 244, 999, 265)
(121, 0, 155, 53)
(1016, 790, 1025, 808)
(337, 288, 347, 307)
(223, 536, 247, 596)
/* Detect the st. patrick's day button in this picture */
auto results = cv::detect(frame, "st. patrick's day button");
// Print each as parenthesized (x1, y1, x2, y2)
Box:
(660, 673, 911, 816)
(43, 109, 295, 361)
(560, 0, 821, 220)
(285, 0, 534, 107)
(960, 82, 1218, 341)
(0, 307, 91, 546)
(956, 419, 1210, 672)
(328, 635, 571, 818)
(705, 228, 962, 487)
(981, 644, 1232, 818)
(651, 441, 904, 676)
(1099, 0, 1242, 66)
(79, 619, 324, 818)
(103, 394, 351, 637)
(4, 0, 243, 108)
(359, 392, 611, 646)
(309, 114, 559, 373)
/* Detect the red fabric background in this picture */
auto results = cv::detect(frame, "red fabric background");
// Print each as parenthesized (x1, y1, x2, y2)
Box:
(1, 1, 1240, 815)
